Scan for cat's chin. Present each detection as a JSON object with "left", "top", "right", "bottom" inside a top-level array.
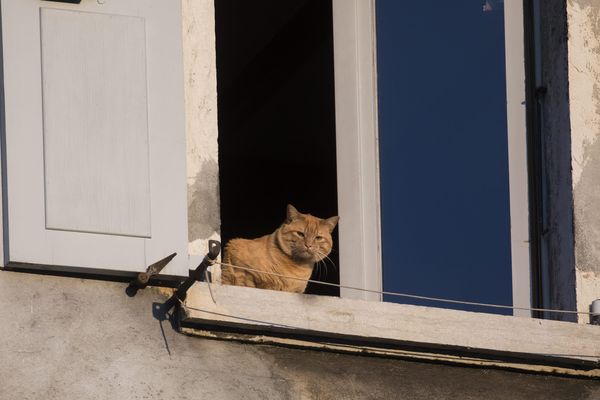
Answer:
[{"left": 292, "top": 251, "right": 317, "bottom": 263}]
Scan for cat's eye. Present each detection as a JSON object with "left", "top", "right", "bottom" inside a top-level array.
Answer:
[
  {"left": 295, "top": 231, "right": 305, "bottom": 237},
  {"left": 315, "top": 235, "right": 324, "bottom": 241}
]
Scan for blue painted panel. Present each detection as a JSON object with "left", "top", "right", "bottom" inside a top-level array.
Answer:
[{"left": 376, "top": 1, "right": 513, "bottom": 313}]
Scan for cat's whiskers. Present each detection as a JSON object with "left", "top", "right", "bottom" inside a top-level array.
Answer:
[
  {"left": 316, "top": 249, "right": 332, "bottom": 268},
  {"left": 314, "top": 259, "right": 323, "bottom": 280},
  {"left": 315, "top": 249, "right": 337, "bottom": 279},
  {"left": 317, "top": 259, "right": 327, "bottom": 280},
  {"left": 324, "top": 253, "right": 338, "bottom": 272},
  {"left": 316, "top": 251, "right": 329, "bottom": 279}
]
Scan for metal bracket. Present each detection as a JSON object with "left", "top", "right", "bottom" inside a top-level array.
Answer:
[
  {"left": 161, "top": 240, "right": 221, "bottom": 312},
  {"left": 129, "top": 252, "right": 177, "bottom": 289}
]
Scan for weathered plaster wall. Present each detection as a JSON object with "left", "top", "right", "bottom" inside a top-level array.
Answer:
[
  {"left": 1, "top": 270, "right": 598, "bottom": 400},
  {"left": 538, "top": 0, "right": 578, "bottom": 321},
  {"left": 566, "top": 0, "right": 600, "bottom": 322},
  {"left": 182, "top": 0, "right": 221, "bottom": 257}
]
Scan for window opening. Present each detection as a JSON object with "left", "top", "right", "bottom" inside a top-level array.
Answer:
[{"left": 215, "top": 0, "right": 339, "bottom": 296}]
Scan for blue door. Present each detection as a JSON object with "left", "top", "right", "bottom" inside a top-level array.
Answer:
[{"left": 376, "top": 1, "right": 513, "bottom": 313}]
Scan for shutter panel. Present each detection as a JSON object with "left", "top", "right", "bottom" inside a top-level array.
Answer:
[{"left": 1, "top": 0, "right": 189, "bottom": 275}]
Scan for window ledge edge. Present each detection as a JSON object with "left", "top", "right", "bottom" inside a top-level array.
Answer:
[{"left": 181, "top": 282, "right": 600, "bottom": 377}]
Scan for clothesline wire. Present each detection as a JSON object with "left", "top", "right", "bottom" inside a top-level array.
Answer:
[{"left": 211, "top": 261, "right": 595, "bottom": 316}]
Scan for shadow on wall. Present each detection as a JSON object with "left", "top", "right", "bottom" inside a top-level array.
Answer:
[{"left": 188, "top": 158, "right": 221, "bottom": 241}]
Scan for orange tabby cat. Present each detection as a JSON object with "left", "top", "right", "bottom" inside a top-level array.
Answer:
[{"left": 221, "top": 205, "right": 339, "bottom": 293}]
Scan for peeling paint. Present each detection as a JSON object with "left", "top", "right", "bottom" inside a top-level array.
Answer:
[
  {"left": 567, "top": 1, "right": 600, "bottom": 186},
  {"left": 182, "top": 0, "right": 221, "bottom": 257},
  {"left": 573, "top": 137, "right": 600, "bottom": 274},
  {"left": 567, "top": 1, "right": 600, "bottom": 318},
  {"left": 188, "top": 158, "right": 220, "bottom": 242},
  {"left": 182, "top": 327, "right": 600, "bottom": 379}
]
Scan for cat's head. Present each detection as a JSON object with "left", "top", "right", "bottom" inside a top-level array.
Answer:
[{"left": 277, "top": 204, "right": 339, "bottom": 263}]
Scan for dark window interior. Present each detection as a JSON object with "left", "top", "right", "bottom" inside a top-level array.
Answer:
[{"left": 215, "top": 0, "right": 339, "bottom": 295}]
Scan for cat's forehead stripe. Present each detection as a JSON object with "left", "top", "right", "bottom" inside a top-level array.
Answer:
[{"left": 288, "top": 216, "right": 327, "bottom": 233}]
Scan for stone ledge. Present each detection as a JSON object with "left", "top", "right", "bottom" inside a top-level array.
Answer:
[{"left": 183, "top": 282, "right": 600, "bottom": 377}]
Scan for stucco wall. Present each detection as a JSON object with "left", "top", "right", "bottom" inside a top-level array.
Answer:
[
  {"left": 183, "top": 0, "right": 221, "bottom": 257},
  {"left": 566, "top": 0, "right": 600, "bottom": 321},
  {"left": 0, "top": 270, "right": 598, "bottom": 400}
]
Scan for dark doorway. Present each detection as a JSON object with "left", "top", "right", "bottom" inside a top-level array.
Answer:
[{"left": 214, "top": 0, "right": 339, "bottom": 295}]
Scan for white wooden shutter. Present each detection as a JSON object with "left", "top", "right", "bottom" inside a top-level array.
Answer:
[{"left": 1, "top": 0, "right": 189, "bottom": 275}]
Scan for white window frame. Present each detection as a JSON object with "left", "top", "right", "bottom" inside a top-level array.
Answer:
[
  {"left": 333, "top": 0, "right": 532, "bottom": 316},
  {"left": 332, "top": 0, "right": 382, "bottom": 302}
]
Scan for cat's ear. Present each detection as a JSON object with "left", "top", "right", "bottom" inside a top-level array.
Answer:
[
  {"left": 322, "top": 216, "right": 340, "bottom": 232},
  {"left": 286, "top": 204, "right": 300, "bottom": 223}
]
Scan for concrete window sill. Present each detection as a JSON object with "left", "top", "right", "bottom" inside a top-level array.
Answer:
[{"left": 180, "top": 282, "right": 600, "bottom": 378}]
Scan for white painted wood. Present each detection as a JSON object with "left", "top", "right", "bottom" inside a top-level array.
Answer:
[
  {"left": 505, "top": 3, "right": 532, "bottom": 317},
  {"left": 0, "top": 1, "right": 188, "bottom": 274},
  {"left": 41, "top": 9, "right": 151, "bottom": 238},
  {"left": 332, "top": 0, "right": 382, "bottom": 301},
  {"left": 187, "top": 283, "right": 600, "bottom": 365}
]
